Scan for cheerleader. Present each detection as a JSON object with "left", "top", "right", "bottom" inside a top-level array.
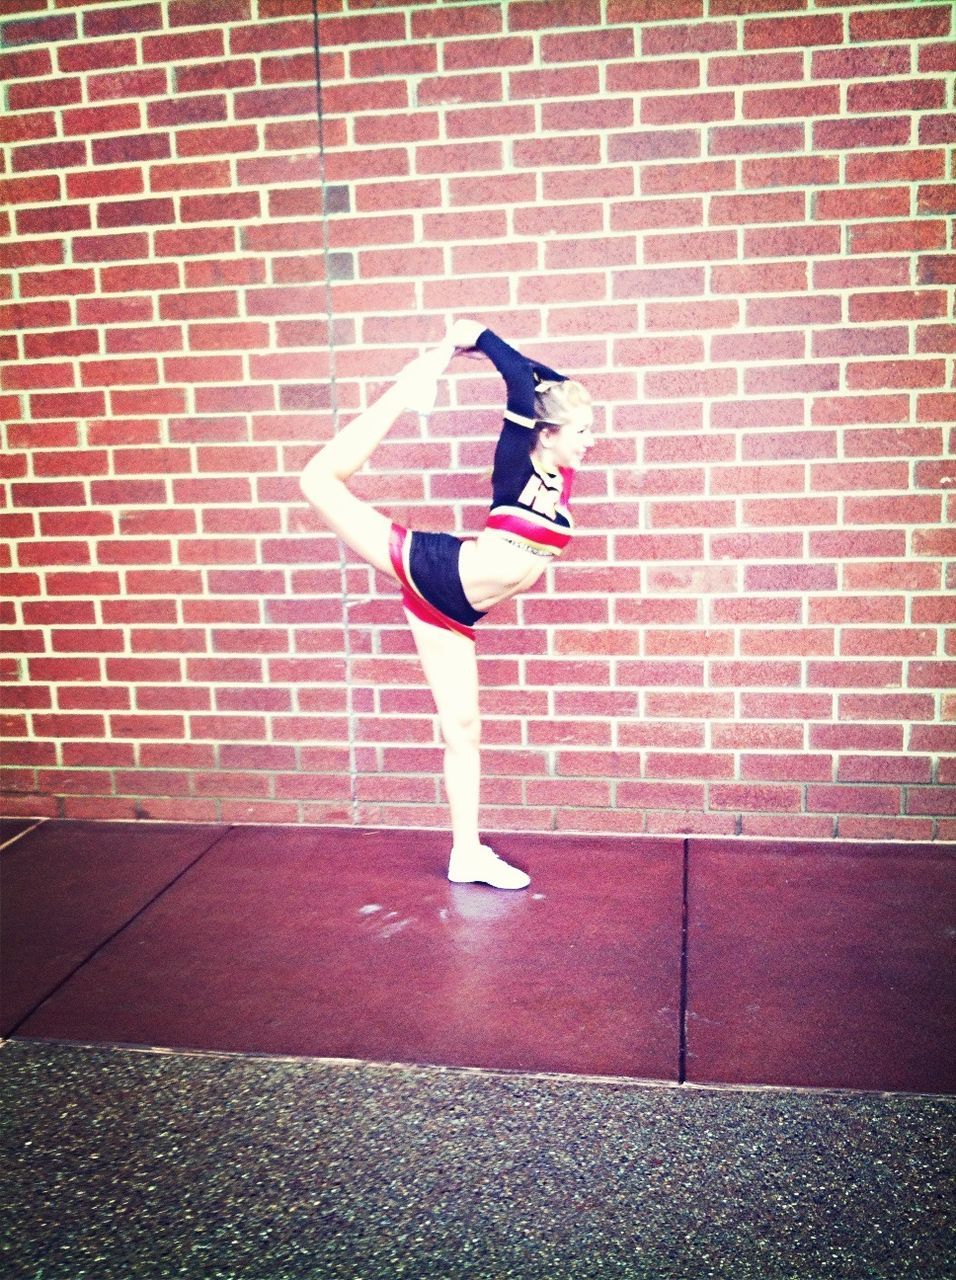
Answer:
[{"left": 301, "top": 319, "right": 594, "bottom": 889}]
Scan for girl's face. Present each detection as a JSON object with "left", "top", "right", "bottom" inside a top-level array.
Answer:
[{"left": 536, "top": 410, "right": 595, "bottom": 471}]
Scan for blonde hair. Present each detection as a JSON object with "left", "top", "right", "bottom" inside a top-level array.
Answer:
[{"left": 533, "top": 378, "right": 592, "bottom": 427}]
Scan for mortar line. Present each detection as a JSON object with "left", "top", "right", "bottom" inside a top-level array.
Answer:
[
  {"left": 311, "top": 0, "right": 358, "bottom": 823},
  {"left": 678, "top": 835, "right": 690, "bottom": 1085}
]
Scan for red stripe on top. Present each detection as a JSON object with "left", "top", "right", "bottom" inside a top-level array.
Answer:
[{"left": 485, "top": 510, "right": 571, "bottom": 551}]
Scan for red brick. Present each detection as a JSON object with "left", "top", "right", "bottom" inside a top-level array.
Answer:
[
  {"left": 810, "top": 724, "right": 903, "bottom": 752},
  {"left": 741, "top": 753, "right": 832, "bottom": 784},
  {"left": 916, "top": 527, "right": 956, "bottom": 558},
  {"left": 851, "top": 220, "right": 947, "bottom": 256},
  {"left": 233, "top": 85, "right": 318, "bottom": 121},
  {"left": 413, "top": 143, "right": 504, "bottom": 183},
  {"left": 147, "top": 94, "right": 230, "bottom": 130},
  {"left": 58, "top": 37, "right": 140, "bottom": 74},
  {"left": 1, "top": 108, "right": 59, "bottom": 147},
  {"left": 175, "top": 124, "right": 259, "bottom": 157},
  {"left": 89, "top": 484, "right": 169, "bottom": 519},
  {"left": 3, "top": 2, "right": 953, "bottom": 834},
  {"left": 647, "top": 368, "right": 737, "bottom": 396},
  {"left": 639, "top": 161, "right": 737, "bottom": 193},
  {"left": 609, "top": 58, "right": 700, "bottom": 96},
  {"left": 919, "top": 188, "right": 956, "bottom": 224},
  {"left": 11, "top": 139, "right": 87, "bottom": 173},
  {"left": 844, "top": 566, "right": 941, "bottom": 598},
  {"left": 642, "top": 22, "right": 736, "bottom": 55},
  {"left": 108, "top": 715, "right": 186, "bottom": 741},
  {"left": 642, "top": 90, "right": 735, "bottom": 127},
  {"left": 710, "top": 783, "right": 803, "bottom": 813},
  {"left": 405, "top": 216, "right": 507, "bottom": 259},
  {"left": 172, "top": 60, "right": 254, "bottom": 97},
  {"left": 167, "top": 0, "right": 250, "bottom": 22},
  {"left": 848, "top": 5, "right": 953, "bottom": 42},
  {"left": 920, "top": 41, "right": 956, "bottom": 73},
  {"left": 91, "top": 134, "right": 171, "bottom": 167},
  {"left": 343, "top": 41, "right": 430, "bottom": 80},
  {"left": 814, "top": 117, "right": 911, "bottom": 151},
  {"left": 609, "top": 130, "right": 702, "bottom": 167},
  {"left": 81, "top": 3, "right": 161, "bottom": 36},
  {"left": 447, "top": 103, "right": 537, "bottom": 140},
  {"left": 918, "top": 393, "right": 956, "bottom": 423},
  {"left": 811, "top": 395, "right": 910, "bottom": 427},
  {"left": 854, "top": 290, "right": 952, "bottom": 322},
  {"left": 812, "top": 46, "right": 910, "bottom": 81},
  {"left": 906, "top": 788, "right": 956, "bottom": 819},
  {"left": 0, "top": 239, "right": 63, "bottom": 273},
  {"left": 71, "top": 232, "right": 151, "bottom": 266},
  {"left": 0, "top": 175, "right": 61, "bottom": 210},
  {"left": 711, "top": 191, "right": 806, "bottom": 228},
  {"left": 354, "top": 178, "right": 444, "bottom": 214},
  {"left": 0, "top": 47, "right": 54, "bottom": 80},
  {"left": 96, "top": 199, "right": 177, "bottom": 232},
  {"left": 743, "top": 156, "right": 840, "bottom": 193},
  {"left": 350, "top": 246, "right": 441, "bottom": 287},
  {"left": 153, "top": 167, "right": 236, "bottom": 204},
  {"left": 812, "top": 530, "right": 909, "bottom": 561},
  {"left": 743, "top": 85, "right": 840, "bottom": 119},
  {"left": 820, "top": 183, "right": 915, "bottom": 222},
  {"left": 511, "top": 137, "right": 601, "bottom": 172},
  {"left": 847, "top": 358, "right": 947, "bottom": 391},
  {"left": 414, "top": 69, "right": 510, "bottom": 108},
  {"left": 806, "top": 785, "right": 901, "bottom": 816},
  {"left": 78, "top": 358, "right": 159, "bottom": 389},
  {"left": 32, "top": 713, "right": 107, "bottom": 740},
  {"left": 7, "top": 76, "right": 81, "bottom": 110},
  {"left": 708, "top": 51, "right": 804, "bottom": 85},
  {"left": 850, "top": 78, "right": 948, "bottom": 115},
  {"left": 2, "top": 13, "right": 78, "bottom": 47},
  {"left": 2, "top": 299, "right": 73, "bottom": 333},
  {"left": 65, "top": 171, "right": 147, "bottom": 208},
  {"left": 641, "top": 299, "right": 736, "bottom": 334},
  {"left": 710, "top": 122, "right": 806, "bottom": 155},
  {"left": 744, "top": 13, "right": 843, "bottom": 49},
  {"left": 158, "top": 227, "right": 240, "bottom": 259},
  {"left": 614, "top": 266, "right": 701, "bottom": 300}
]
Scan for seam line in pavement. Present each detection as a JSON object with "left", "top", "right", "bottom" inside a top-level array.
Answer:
[{"left": 5, "top": 824, "right": 236, "bottom": 1038}]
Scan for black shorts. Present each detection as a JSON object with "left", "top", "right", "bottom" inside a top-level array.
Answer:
[{"left": 389, "top": 524, "right": 486, "bottom": 640}]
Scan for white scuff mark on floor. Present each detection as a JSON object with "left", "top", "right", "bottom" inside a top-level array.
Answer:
[
  {"left": 358, "top": 904, "right": 382, "bottom": 916},
  {"left": 378, "top": 917, "right": 414, "bottom": 940}
]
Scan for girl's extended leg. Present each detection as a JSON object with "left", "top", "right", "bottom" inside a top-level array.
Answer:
[
  {"left": 299, "top": 346, "right": 453, "bottom": 576},
  {"left": 405, "top": 609, "right": 529, "bottom": 890}
]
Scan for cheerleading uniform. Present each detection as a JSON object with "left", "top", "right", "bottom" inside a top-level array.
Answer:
[{"left": 392, "top": 329, "right": 575, "bottom": 641}]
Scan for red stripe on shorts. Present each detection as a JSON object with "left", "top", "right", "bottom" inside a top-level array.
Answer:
[{"left": 388, "top": 523, "right": 476, "bottom": 642}]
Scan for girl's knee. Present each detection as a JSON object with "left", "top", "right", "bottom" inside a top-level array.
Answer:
[
  {"left": 441, "top": 709, "right": 481, "bottom": 753},
  {"left": 300, "top": 459, "right": 342, "bottom": 511}
]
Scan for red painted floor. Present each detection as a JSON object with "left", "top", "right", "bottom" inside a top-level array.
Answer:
[
  {"left": 2, "top": 820, "right": 953, "bottom": 1093},
  {"left": 686, "top": 839, "right": 956, "bottom": 1093}
]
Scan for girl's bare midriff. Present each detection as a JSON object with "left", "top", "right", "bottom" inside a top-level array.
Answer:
[{"left": 459, "top": 529, "right": 551, "bottom": 612}]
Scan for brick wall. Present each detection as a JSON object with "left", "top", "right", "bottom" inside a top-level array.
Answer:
[{"left": 2, "top": 0, "right": 954, "bottom": 840}]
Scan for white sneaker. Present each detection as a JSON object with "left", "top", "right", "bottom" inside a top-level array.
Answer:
[
  {"left": 447, "top": 844, "right": 530, "bottom": 890},
  {"left": 395, "top": 343, "right": 454, "bottom": 414}
]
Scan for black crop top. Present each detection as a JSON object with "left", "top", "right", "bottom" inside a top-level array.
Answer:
[{"left": 474, "top": 328, "right": 575, "bottom": 556}]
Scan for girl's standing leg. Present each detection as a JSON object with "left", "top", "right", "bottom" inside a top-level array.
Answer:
[{"left": 405, "top": 610, "right": 530, "bottom": 889}]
